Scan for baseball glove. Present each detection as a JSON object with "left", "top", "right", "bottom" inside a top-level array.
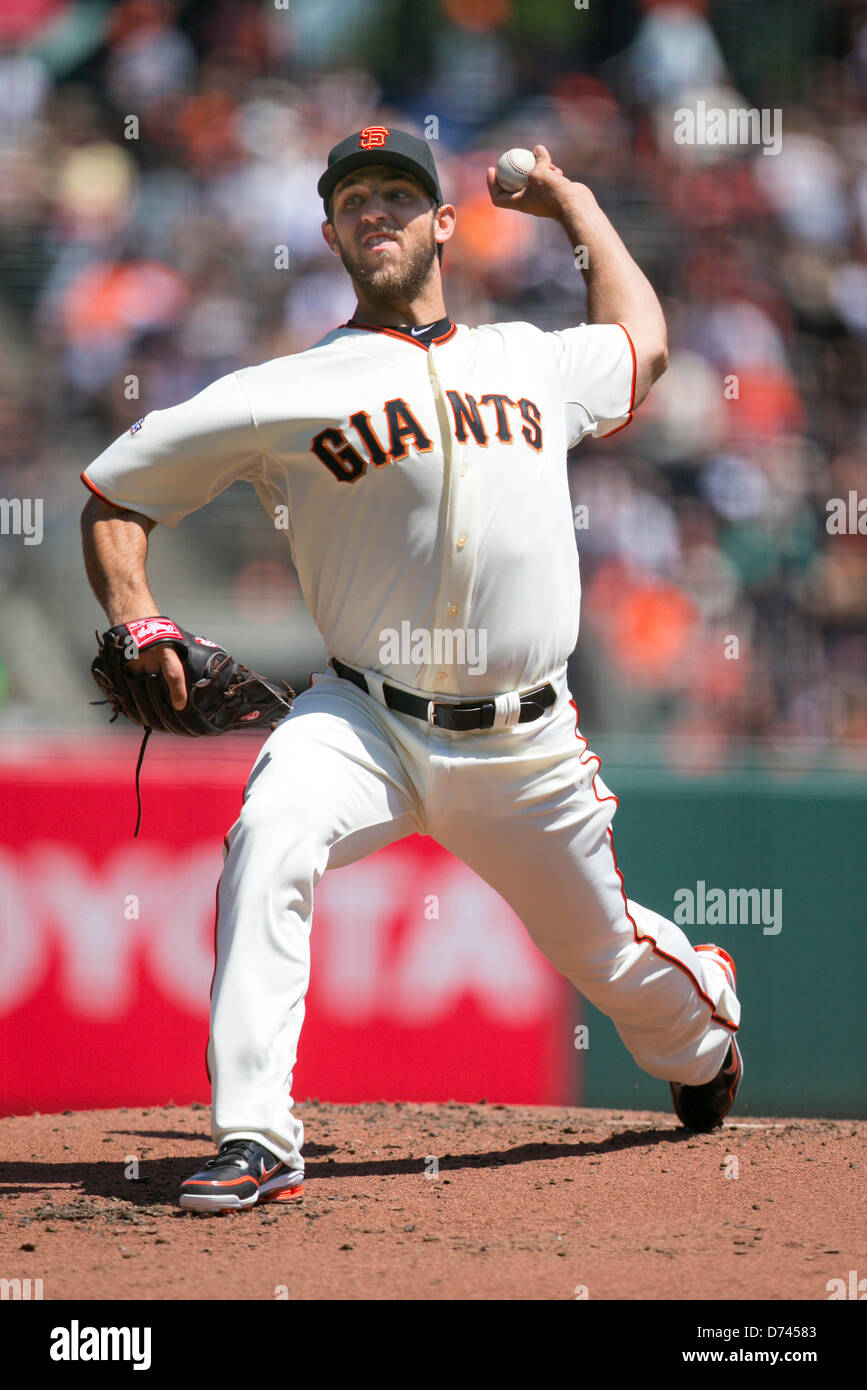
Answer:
[{"left": 91, "top": 616, "right": 295, "bottom": 833}]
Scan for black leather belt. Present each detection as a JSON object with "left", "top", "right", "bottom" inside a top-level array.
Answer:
[{"left": 330, "top": 657, "right": 556, "bottom": 731}]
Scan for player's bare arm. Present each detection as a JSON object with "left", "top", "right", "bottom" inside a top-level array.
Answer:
[
  {"left": 81, "top": 494, "right": 187, "bottom": 709},
  {"left": 487, "top": 144, "right": 668, "bottom": 406}
]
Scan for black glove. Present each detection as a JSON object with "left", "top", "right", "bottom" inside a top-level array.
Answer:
[
  {"left": 91, "top": 616, "right": 295, "bottom": 736},
  {"left": 91, "top": 616, "right": 295, "bottom": 836}
]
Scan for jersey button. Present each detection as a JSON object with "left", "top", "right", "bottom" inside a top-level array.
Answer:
[
  {"left": 435, "top": 671, "right": 447, "bottom": 683},
  {"left": 456, "top": 534, "right": 467, "bottom": 550},
  {"left": 447, "top": 603, "right": 459, "bottom": 617}
]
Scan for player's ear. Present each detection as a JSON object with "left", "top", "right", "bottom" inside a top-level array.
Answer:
[
  {"left": 434, "top": 202, "right": 457, "bottom": 250},
  {"left": 321, "top": 220, "right": 340, "bottom": 255}
]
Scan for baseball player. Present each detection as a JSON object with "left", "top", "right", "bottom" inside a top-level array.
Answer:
[{"left": 80, "top": 128, "right": 742, "bottom": 1212}]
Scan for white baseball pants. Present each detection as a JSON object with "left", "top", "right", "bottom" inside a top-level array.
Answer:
[{"left": 208, "top": 665, "right": 740, "bottom": 1170}]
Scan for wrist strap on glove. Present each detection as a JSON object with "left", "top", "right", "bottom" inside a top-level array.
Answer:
[{"left": 90, "top": 615, "right": 295, "bottom": 836}]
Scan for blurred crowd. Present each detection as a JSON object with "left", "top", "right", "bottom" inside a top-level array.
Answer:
[{"left": 1, "top": 0, "right": 866, "bottom": 768}]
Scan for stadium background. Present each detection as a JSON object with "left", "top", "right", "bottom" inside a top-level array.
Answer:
[{"left": 1, "top": 0, "right": 865, "bottom": 1118}]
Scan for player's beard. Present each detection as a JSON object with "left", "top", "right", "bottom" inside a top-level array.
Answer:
[{"left": 336, "top": 221, "right": 438, "bottom": 307}]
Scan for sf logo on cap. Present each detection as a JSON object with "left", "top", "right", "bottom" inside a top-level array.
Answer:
[{"left": 359, "top": 126, "right": 389, "bottom": 149}]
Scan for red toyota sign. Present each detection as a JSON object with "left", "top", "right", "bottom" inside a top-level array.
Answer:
[{"left": 0, "top": 738, "right": 570, "bottom": 1114}]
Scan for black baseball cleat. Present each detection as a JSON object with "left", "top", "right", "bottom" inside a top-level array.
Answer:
[
  {"left": 179, "top": 1140, "right": 304, "bottom": 1211},
  {"left": 670, "top": 1038, "right": 743, "bottom": 1132}
]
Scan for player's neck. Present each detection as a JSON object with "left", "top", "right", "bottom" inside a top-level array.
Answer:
[{"left": 349, "top": 290, "right": 448, "bottom": 330}]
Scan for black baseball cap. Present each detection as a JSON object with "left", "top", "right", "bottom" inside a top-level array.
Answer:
[{"left": 318, "top": 126, "right": 444, "bottom": 215}]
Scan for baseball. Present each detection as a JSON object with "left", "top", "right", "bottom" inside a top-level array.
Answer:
[{"left": 495, "top": 147, "right": 536, "bottom": 193}]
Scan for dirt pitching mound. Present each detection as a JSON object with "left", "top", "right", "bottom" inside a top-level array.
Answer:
[{"left": 1, "top": 1103, "right": 863, "bottom": 1301}]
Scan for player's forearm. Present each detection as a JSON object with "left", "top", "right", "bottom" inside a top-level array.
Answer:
[
  {"left": 81, "top": 496, "right": 160, "bottom": 626},
  {"left": 556, "top": 186, "right": 668, "bottom": 401}
]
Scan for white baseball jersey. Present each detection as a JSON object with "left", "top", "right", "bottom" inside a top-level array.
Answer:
[{"left": 82, "top": 319, "right": 636, "bottom": 696}]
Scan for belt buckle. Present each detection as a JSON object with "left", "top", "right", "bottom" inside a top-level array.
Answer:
[{"left": 426, "top": 700, "right": 437, "bottom": 726}]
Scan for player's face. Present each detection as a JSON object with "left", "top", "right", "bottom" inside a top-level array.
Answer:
[{"left": 326, "top": 168, "right": 439, "bottom": 305}]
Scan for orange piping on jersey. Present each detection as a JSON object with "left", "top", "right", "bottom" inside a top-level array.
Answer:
[
  {"left": 695, "top": 943, "right": 738, "bottom": 991},
  {"left": 599, "top": 414, "right": 633, "bottom": 439},
  {"left": 344, "top": 322, "right": 428, "bottom": 350},
  {"left": 205, "top": 871, "right": 221, "bottom": 1083},
  {"left": 340, "top": 319, "right": 457, "bottom": 350},
  {"left": 617, "top": 322, "right": 638, "bottom": 413},
  {"left": 607, "top": 825, "right": 737, "bottom": 1032},
  {"left": 432, "top": 321, "right": 458, "bottom": 345},
  {"left": 80, "top": 472, "right": 131, "bottom": 510},
  {"left": 571, "top": 703, "right": 619, "bottom": 809},
  {"left": 596, "top": 322, "right": 637, "bottom": 439},
  {"left": 568, "top": 700, "right": 738, "bottom": 1034},
  {"left": 207, "top": 827, "right": 235, "bottom": 1080}
]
